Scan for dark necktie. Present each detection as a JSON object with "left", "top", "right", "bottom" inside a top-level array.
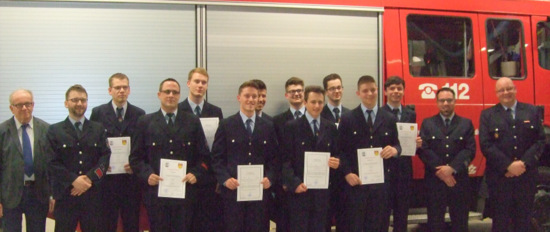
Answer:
[
  {"left": 22, "top": 124, "right": 34, "bottom": 177},
  {"left": 116, "top": 107, "right": 124, "bottom": 122},
  {"left": 294, "top": 110, "right": 302, "bottom": 119},
  {"left": 506, "top": 108, "right": 514, "bottom": 121},
  {"left": 194, "top": 106, "right": 201, "bottom": 117},
  {"left": 366, "top": 110, "right": 373, "bottom": 128},
  {"left": 167, "top": 113, "right": 174, "bottom": 127},
  {"left": 392, "top": 108, "right": 400, "bottom": 121},
  {"left": 246, "top": 119, "right": 253, "bottom": 136},
  {"left": 445, "top": 118, "right": 450, "bottom": 128},
  {"left": 312, "top": 119, "right": 319, "bottom": 137},
  {"left": 74, "top": 121, "right": 82, "bottom": 138},
  {"left": 333, "top": 108, "right": 340, "bottom": 122}
]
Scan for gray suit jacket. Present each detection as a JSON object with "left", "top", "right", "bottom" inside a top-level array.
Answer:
[{"left": 0, "top": 116, "right": 51, "bottom": 208}]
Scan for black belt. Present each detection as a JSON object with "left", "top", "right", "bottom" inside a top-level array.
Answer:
[{"left": 24, "top": 180, "right": 35, "bottom": 186}]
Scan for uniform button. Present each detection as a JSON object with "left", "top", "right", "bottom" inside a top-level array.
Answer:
[
  {"left": 370, "top": 145, "right": 373, "bottom": 148},
  {"left": 445, "top": 144, "right": 449, "bottom": 148},
  {"left": 248, "top": 152, "right": 252, "bottom": 156},
  {"left": 170, "top": 151, "right": 174, "bottom": 155},
  {"left": 446, "top": 154, "right": 449, "bottom": 157},
  {"left": 512, "top": 126, "right": 516, "bottom": 129},
  {"left": 79, "top": 161, "right": 83, "bottom": 164},
  {"left": 79, "top": 151, "right": 83, "bottom": 155},
  {"left": 514, "top": 146, "right": 517, "bottom": 150},
  {"left": 77, "top": 143, "right": 80, "bottom": 146},
  {"left": 370, "top": 136, "right": 373, "bottom": 139},
  {"left": 169, "top": 140, "right": 173, "bottom": 143},
  {"left": 79, "top": 171, "right": 82, "bottom": 174},
  {"left": 387, "top": 169, "right": 390, "bottom": 172},
  {"left": 513, "top": 136, "right": 517, "bottom": 139},
  {"left": 249, "top": 142, "right": 252, "bottom": 146},
  {"left": 446, "top": 136, "right": 449, "bottom": 139},
  {"left": 248, "top": 162, "right": 251, "bottom": 165}
]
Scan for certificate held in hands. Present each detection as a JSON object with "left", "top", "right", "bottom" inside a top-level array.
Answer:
[
  {"left": 303, "top": 152, "right": 330, "bottom": 189},
  {"left": 237, "top": 165, "right": 263, "bottom": 202},
  {"left": 107, "top": 137, "right": 131, "bottom": 174},
  {"left": 357, "top": 148, "right": 384, "bottom": 185},
  {"left": 396, "top": 122, "right": 418, "bottom": 156},
  {"left": 158, "top": 158, "right": 187, "bottom": 199}
]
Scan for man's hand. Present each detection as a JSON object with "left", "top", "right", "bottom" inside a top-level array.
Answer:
[
  {"left": 0, "top": 203, "right": 3, "bottom": 218},
  {"left": 49, "top": 199, "right": 55, "bottom": 213},
  {"left": 328, "top": 157, "right": 340, "bottom": 169},
  {"left": 124, "top": 164, "right": 133, "bottom": 174},
  {"left": 416, "top": 136, "right": 422, "bottom": 148},
  {"left": 507, "top": 160, "right": 526, "bottom": 176},
  {"left": 71, "top": 175, "right": 92, "bottom": 196},
  {"left": 295, "top": 183, "right": 307, "bottom": 193},
  {"left": 345, "top": 173, "right": 361, "bottom": 186},
  {"left": 380, "top": 146, "right": 398, "bottom": 159},
  {"left": 224, "top": 178, "right": 239, "bottom": 190},
  {"left": 183, "top": 173, "right": 197, "bottom": 184},
  {"left": 436, "top": 166, "right": 456, "bottom": 187},
  {"left": 148, "top": 174, "right": 163, "bottom": 186},
  {"left": 261, "top": 177, "right": 271, "bottom": 189}
]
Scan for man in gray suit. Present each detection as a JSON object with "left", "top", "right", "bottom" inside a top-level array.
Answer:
[{"left": 0, "top": 89, "right": 53, "bottom": 232}]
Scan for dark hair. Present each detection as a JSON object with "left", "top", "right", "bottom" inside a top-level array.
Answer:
[
  {"left": 251, "top": 79, "right": 267, "bottom": 90},
  {"left": 285, "top": 77, "right": 304, "bottom": 90},
  {"left": 304, "top": 85, "right": 326, "bottom": 101},
  {"left": 108, "top": 73, "right": 129, "bottom": 87},
  {"left": 322, "top": 73, "right": 342, "bottom": 90},
  {"left": 436, "top": 87, "right": 455, "bottom": 99},
  {"left": 357, "top": 75, "right": 376, "bottom": 89},
  {"left": 239, "top": 80, "right": 260, "bottom": 94},
  {"left": 384, "top": 76, "right": 405, "bottom": 90},
  {"left": 159, "top": 78, "right": 180, "bottom": 92},
  {"left": 65, "top": 84, "right": 87, "bottom": 100}
]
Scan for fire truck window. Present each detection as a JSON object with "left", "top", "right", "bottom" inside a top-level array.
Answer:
[
  {"left": 537, "top": 22, "right": 550, "bottom": 70},
  {"left": 486, "top": 19, "right": 526, "bottom": 79},
  {"left": 406, "top": 15, "right": 474, "bottom": 78}
]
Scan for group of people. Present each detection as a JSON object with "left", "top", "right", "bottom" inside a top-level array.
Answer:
[{"left": 0, "top": 66, "right": 545, "bottom": 232}]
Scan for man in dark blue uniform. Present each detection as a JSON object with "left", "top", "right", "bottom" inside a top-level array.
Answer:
[
  {"left": 47, "top": 84, "right": 111, "bottom": 232},
  {"left": 338, "top": 75, "right": 401, "bottom": 232},
  {"left": 273, "top": 77, "right": 305, "bottom": 232},
  {"left": 90, "top": 73, "right": 145, "bottom": 232},
  {"left": 251, "top": 79, "right": 272, "bottom": 121},
  {"left": 130, "top": 78, "right": 210, "bottom": 232},
  {"left": 381, "top": 76, "right": 421, "bottom": 232},
  {"left": 480, "top": 77, "right": 545, "bottom": 232},
  {"left": 419, "top": 87, "right": 475, "bottom": 232},
  {"left": 320, "top": 73, "right": 349, "bottom": 232},
  {"left": 178, "top": 67, "right": 223, "bottom": 231},
  {"left": 211, "top": 80, "right": 278, "bottom": 232},
  {"left": 282, "top": 85, "right": 340, "bottom": 232}
]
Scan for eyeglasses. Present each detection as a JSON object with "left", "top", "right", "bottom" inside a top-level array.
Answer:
[
  {"left": 161, "top": 90, "right": 180, "bottom": 95},
  {"left": 287, "top": 89, "right": 303, "bottom": 95},
  {"left": 496, "top": 86, "right": 515, "bottom": 94},
  {"left": 327, "top": 86, "right": 343, "bottom": 92},
  {"left": 437, "top": 98, "right": 455, "bottom": 103},
  {"left": 112, "top": 85, "right": 129, "bottom": 91},
  {"left": 69, "top": 98, "right": 88, "bottom": 103},
  {"left": 12, "top": 102, "right": 34, "bottom": 109}
]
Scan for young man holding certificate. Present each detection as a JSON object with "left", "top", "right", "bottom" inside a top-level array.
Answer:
[
  {"left": 381, "top": 76, "right": 421, "bottom": 232},
  {"left": 129, "top": 78, "right": 210, "bottom": 232},
  {"left": 337, "top": 75, "right": 401, "bottom": 232},
  {"left": 419, "top": 87, "right": 475, "bottom": 232},
  {"left": 90, "top": 73, "right": 145, "bottom": 232},
  {"left": 211, "top": 80, "right": 278, "bottom": 232},
  {"left": 282, "top": 85, "right": 340, "bottom": 232}
]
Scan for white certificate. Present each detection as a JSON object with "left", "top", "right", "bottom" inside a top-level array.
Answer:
[
  {"left": 303, "top": 152, "right": 330, "bottom": 189},
  {"left": 107, "top": 137, "right": 131, "bottom": 175},
  {"left": 199, "top": 117, "right": 219, "bottom": 151},
  {"left": 158, "top": 159, "right": 187, "bottom": 199},
  {"left": 397, "top": 122, "right": 418, "bottom": 156},
  {"left": 357, "top": 148, "right": 384, "bottom": 185},
  {"left": 237, "top": 165, "right": 263, "bottom": 202}
]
